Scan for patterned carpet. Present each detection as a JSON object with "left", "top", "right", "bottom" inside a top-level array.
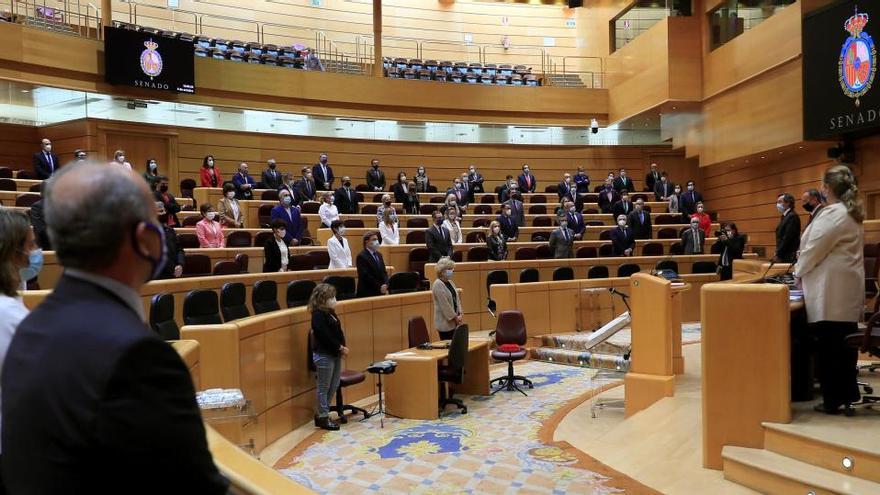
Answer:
[{"left": 274, "top": 361, "right": 640, "bottom": 494}]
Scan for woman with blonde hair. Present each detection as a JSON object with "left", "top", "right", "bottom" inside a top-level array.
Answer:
[
  {"left": 442, "top": 207, "right": 463, "bottom": 245},
  {"left": 432, "top": 257, "right": 462, "bottom": 340},
  {"left": 378, "top": 206, "right": 399, "bottom": 245},
  {"left": 309, "top": 283, "right": 349, "bottom": 430},
  {"left": 486, "top": 220, "right": 507, "bottom": 261},
  {"left": 794, "top": 165, "right": 864, "bottom": 414}
]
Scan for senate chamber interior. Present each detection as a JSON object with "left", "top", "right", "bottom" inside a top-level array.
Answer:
[{"left": 0, "top": 0, "right": 878, "bottom": 494}]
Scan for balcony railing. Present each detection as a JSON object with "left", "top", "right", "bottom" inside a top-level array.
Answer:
[{"left": 3, "top": 0, "right": 103, "bottom": 39}]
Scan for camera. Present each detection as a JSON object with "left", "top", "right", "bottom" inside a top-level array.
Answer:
[{"left": 715, "top": 230, "right": 725, "bottom": 238}]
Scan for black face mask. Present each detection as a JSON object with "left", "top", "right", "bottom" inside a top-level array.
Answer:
[
  {"left": 159, "top": 185, "right": 169, "bottom": 193},
  {"left": 269, "top": 164, "right": 276, "bottom": 169},
  {"left": 344, "top": 181, "right": 351, "bottom": 187},
  {"left": 384, "top": 200, "right": 392, "bottom": 206},
  {"left": 372, "top": 164, "right": 379, "bottom": 169},
  {"left": 802, "top": 202, "right": 815, "bottom": 213},
  {"left": 158, "top": 213, "right": 169, "bottom": 224}
]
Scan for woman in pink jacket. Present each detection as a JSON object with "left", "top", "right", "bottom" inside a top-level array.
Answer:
[{"left": 196, "top": 203, "right": 226, "bottom": 248}]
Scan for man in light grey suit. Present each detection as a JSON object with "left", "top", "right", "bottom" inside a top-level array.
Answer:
[
  {"left": 502, "top": 192, "right": 525, "bottom": 228},
  {"left": 548, "top": 213, "right": 574, "bottom": 259}
]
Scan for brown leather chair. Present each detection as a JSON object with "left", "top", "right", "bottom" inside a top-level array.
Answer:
[
  {"left": 176, "top": 233, "right": 199, "bottom": 249},
  {"left": 226, "top": 230, "right": 252, "bottom": 247},
  {"left": 642, "top": 242, "right": 664, "bottom": 256},
  {"left": 577, "top": 246, "right": 598, "bottom": 258},
  {"left": 514, "top": 247, "right": 537, "bottom": 260},
  {"left": 407, "top": 316, "right": 430, "bottom": 348},
  {"left": 235, "top": 253, "right": 249, "bottom": 273},
  {"left": 467, "top": 246, "right": 490, "bottom": 261},
  {"left": 183, "top": 254, "right": 211, "bottom": 277},
  {"left": 490, "top": 311, "right": 533, "bottom": 395}
]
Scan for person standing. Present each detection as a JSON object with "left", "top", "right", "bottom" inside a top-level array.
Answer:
[
  {"left": 2, "top": 162, "right": 228, "bottom": 493},
  {"left": 654, "top": 172, "right": 673, "bottom": 202},
  {"left": 668, "top": 184, "right": 682, "bottom": 215},
  {"left": 296, "top": 167, "right": 316, "bottom": 203},
  {"left": 574, "top": 166, "right": 591, "bottom": 211},
  {"left": 309, "top": 283, "right": 348, "bottom": 431},
  {"left": 391, "top": 172, "right": 409, "bottom": 203},
  {"left": 156, "top": 202, "right": 185, "bottom": 280},
  {"left": 612, "top": 190, "right": 633, "bottom": 219},
  {"left": 414, "top": 165, "right": 430, "bottom": 193},
  {"left": 794, "top": 165, "right": 864, "bottom": 414},
  {"left": 486, "top": 220, "right": 507, "bottom": 261},
  {"left": 557, "top": 173, "right": 574, "bottom": 202},
  {"left": 355, "top": 232, "right": 388, "bottom": 297},
  {"left": 378, "top": 208, "right": 400, "bottom": 245},
  {"left": 153, "top": 176, "right": 181, "bottom": 228},
  {"left": 691, "top": 201, "right": 711, "bottom": 238},
  {"left": 263, "top": 219, "right": 290, "bottom": 272},
  {"left": 598, "top": 179, "right": 620, "bottom": 214},
  {"left": 613, "top": 168, "right": 635, "bottom": 193},
  {"left": 716, "top": 223, "right": 745, "bottom": 281},
  {"left": 376, "top": 194, "right": 398, "bottom": 227},
  {"left": 645, "top": 163, "right": 661, "bottom": 192},
  {"left": 565, "top": 200, "right": 585, "bottom": 240},
  {"left": 142, "top": 158, "right": 160, "bottom": 190},
  {"left": 548, "top": 213, "right": 574, "bottom": 259},
  {"left": 270, "top": 190, "right": 303, "bottom": 246},
  {"left": 774, "top": 193, "right": 801, "bottom": 263},
  {"left": 195, "top": 204, "right": 225, "bottom": 248},
  {"left": 32, "top": 138, "right": 59, "bottom": 180},
  {"left": 432, "top": 257, "right": 462, "bottom": 340},
  {"left": 497, "top": 203, "right": 519, "bottom": 241},
  {"left": 232, "top": 162, "right": 256, "bottom": 200},
  {"left": 628, "top": 198, "right": 653, "bottom": 239},
  {"left": 111, "top": 150, "right": 132, "bottom": 171},
  {"left": 366, "top": 159, "right": 386, "bottom": 192},
  {"left": 502, "top": 192, "right": 525, "bottom": 228},
  {"left": 426, "top": 210, "right": 453, "bottom": 262},
  {"left": 681, "top": 216, "right": 706, "bottom": 255},
  {"left": 517, "top": 164, "right": 537, "bottom": 193},
  {"left": 801, "top": 188, "right": 825, "bottom": 227},
  {"left": 610, "top": 214, "right": 635, "bottom": 257},
  {"left": 200, "top": 155, "right": 222, "bottom": 187},
  {"left": 334, "top": 176, "right": 359, "bottom": 215},
  {"left": 442, "top": 208, "right": 463, "bottom": 245},
  {"left": 467, "top": 165, "right": 484, "bottom": 194},
  {"left": 312, "top": 153, "right": 334, "bottom": 191},
  {"left": 318, "top": 192, "right": 340, "bottom": 228},
  {"left": 327, "top": 220, "right": 352, "bottom": 269},
  {"left": 217, "top": 183, "right": 245, "bottom": 228},
  {"left": 402, "top": 181, "right": 420, "bottom": 214},
  {"left": 679, "top": 180, "right": 703, "bottom": 221},
  {"left": 261, "top": 159, "right": 283, "bottom": 190}
]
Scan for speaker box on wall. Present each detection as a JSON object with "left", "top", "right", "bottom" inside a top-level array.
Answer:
[{"left": 568, "top": 0, "right": 583, "bottom": 7}]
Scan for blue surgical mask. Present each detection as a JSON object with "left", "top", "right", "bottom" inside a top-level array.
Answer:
[
  {"left": 282, "top": 196, "right": 292, "bottom": 206},
  {"left": 18, "top": 248, "right": 43, "bottom": 282},
  {"left": 371, "top": 240, "right": 380, "bottom": 249},
  {"left": 445, "top": 269, "right": 454, "bottom": 279},
  {"left": 776, "top": 203, "right": 785, "bottom": 213},
  {"left": 133, "top": 223, "right": 168, "bottom": 281}
]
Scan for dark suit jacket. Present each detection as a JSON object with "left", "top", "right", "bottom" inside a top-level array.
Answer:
[
  {"left": 296, "top": 179, "right": 316, "bottom": 202},
  {"left": 654, "top": 180, "right": 675, "bottom": 201},
  {"left": 261, "top": 168, "right": 283, "bottom": 190},
  {"left": 232, "top": 172, "right": 256, "bottom": 200},
  {"left": 517, "top": 173, "right": 537, "bottom": 193},
  {"left": 1, "top": 275, "right": 228, "bottom": 494},
  {"left": 447, "top": 187, "right": 468, "bottom": 207},
  {"left": 356, "top": 249, "right": 387, "bottom": 297},
  {"left": 775, "top": 210, "right": 801, "bottom": 262},
  {"left": 610, "top": 227, "right": 635, "bottom": 256},
  {"left": 153, "top": 190, "right": 181, "bottom": 227},
  {"left": 366, "top": 168, "right": 386, "bottom": 191},
  {"left": 426, "top": 224, "right": 453, "bottom": 262},
  {"left": 498, "top": 184, "right": 510, "bottom": 203},
  {"left": 612, "top": 200, "right": 633, "bottom": 219},
  {"left": 679, "top": 190, "right": 703, "bottom": 216},
  {"left": 645, "top": 171, "right": 661, "bottom": 192},
  {"left": 278, "top": 183, "right": 299, "bottom": 205},
  {"left": 467, "top": 173, "right": 484, "bottom": 193},
  {"left": 717, "top": 234, "right": 745, "bottom": 266},
  {"left": 334, "top": 186, "right": 359, "bottom": 214},
  {"left": 597, "top": 188, "right": 620, "bottom": 214},
  {"left": 262, "top": 236, "right": 288, "bottom": 272},
  {"left": 158, "top": 226, "right": 185, "bottom": 279},
  {"left": 402, "top": 194, "right": 420, "bottom": 214},
  {"left": 498, "top": 214, "right": 518, "bottom": 240},
  {"left": 566, "top": 211, "right": 585, "bottom": 237},
  {"left": 270, "top": 205, "right": 303, "bottom": 244},
  {"left": 28, "top": 199, "right": 51, "bottom": 250},
  {"left": 627, "top": 209, "right": 653, "bottom": 239},
  {"left": 681, "top": 227, "right": 706, "bottom": 255},
  {"left": 32, "top": 150, "right": 60, "bottom": 180},
  {"left": 503, "top": 199, "right": 525, "bottom": 227},
  {"left": 487, "top": 234, "right": 507, "bottom": 261},
  {"left": 574, "top": 174, "right": 591, "bottom": 194},
  {"left": 548, "top": 227, "right": 574, "bottom": 259},
  {"left": 312, "top": 163, "right": 334, "bottom": 189},
  {"left": 391, "top": 182, "right": 409, "bottom": 203},
  {"left": 557, "top": 181, "right": 574, "bottom": 201},
  {"left": 613, "top": 176, "right": 635, "bottom": 193}
]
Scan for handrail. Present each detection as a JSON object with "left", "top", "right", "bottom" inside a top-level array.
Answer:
[{"left": 9, "top": 0, "right": 103, "bottom": 39}]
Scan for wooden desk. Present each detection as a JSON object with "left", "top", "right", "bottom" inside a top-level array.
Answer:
[{"left": 383, "top": 338, "right": 491, "bottom": 420}]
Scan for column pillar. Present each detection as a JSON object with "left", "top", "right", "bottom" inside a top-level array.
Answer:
[
  {"left": 101, "top": 0, "right": 112, "bottom": 32},
  {"left": 372, "top": 0, "right": 383, "bottom": 77}
]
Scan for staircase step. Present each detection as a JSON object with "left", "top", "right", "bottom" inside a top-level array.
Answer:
[
  {"left": 722, "top": 446, "right": 880, "bottom": 495},
  {"left": 529, "top": 346, "right": 629, "bottom": 371},
  {"left": 763, "top": 422, "right": 880, "bottom": 483}
]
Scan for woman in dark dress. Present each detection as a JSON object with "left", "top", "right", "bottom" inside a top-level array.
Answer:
[{"left": 310, "top": 283, "right": 349, "bottom": 431}]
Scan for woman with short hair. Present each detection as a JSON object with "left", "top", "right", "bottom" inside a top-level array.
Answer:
[
  {"left": 432, "top": 257, "right": 461, "bottom": 340},
  {"left": 195, "top": 203, "right": 225, "bottom": 248},
  {"left": 327, "top": 220, "right": 352, "bottom": 269},
  {"left": 217, "top": 182, "right": 244, "bottom": 228},
  {"left": 309, "top": 283, "right": 348, "bottom": 431},
  {"left": 263, "top": 219, "right": 290, "bottom": 272}
]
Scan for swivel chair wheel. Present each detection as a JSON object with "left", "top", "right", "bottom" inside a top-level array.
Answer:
[
  {"left": 866, "top": 386, "right": 875, "bottom": 395},
  {"left": 528, "top": 383, "right": 534, "bottom": 389},
  {"left": 461, "top": 407, "right": 467, "bottom": 414},
  {"left": 844, "top": 405, "right": 856, "bottom": 417}
]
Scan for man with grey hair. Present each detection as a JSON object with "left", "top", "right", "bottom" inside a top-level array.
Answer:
[
  {"left": 32, "top": 137, "right": 59, "bottom": 180},
  {"left": 1, "top": 162, "right": 228, "bottom": 493},
  {"left": 548, "top": 213, "right": 575, "bottom": 259},
  {"left": 802, "top": 188, "right": 825, "bottom": 226}
]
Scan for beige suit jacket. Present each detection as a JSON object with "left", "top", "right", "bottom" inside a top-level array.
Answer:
[
  {"left": 432, "top": 278, "right": 460, "bottom": 333},
  {"left": 217, "top": 198, "right": 244, "bottom": 228}
]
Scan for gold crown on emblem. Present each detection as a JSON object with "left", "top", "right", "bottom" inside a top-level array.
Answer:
[
  {"left": 143, "top": 39, "right": 159, "bottom": 51},
  {"left": 845, "top": 8, "right": 869, "bottom": 37}
]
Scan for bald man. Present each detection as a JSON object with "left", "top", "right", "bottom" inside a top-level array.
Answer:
[{"left": 1, "top": 162, "right": 228, "bottom": 494}]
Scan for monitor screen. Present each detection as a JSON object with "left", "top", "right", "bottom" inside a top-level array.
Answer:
[
  {"left": 803, "top": 1, "right": 880, "bottom": 140},
  {"left": 104, "top": 27, "right": 195, "bottom": 94}
]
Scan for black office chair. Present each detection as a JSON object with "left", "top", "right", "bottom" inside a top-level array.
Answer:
[
  {"left": 149, "top": 293, "right": 179, "bottom": 340},
  {"left": 286, "top": 280, "right": 316, "bottom": 308},
  {"left": 438, "top": 324, "right": 469, "bottom": 415},
  {"left": 182, "top": 289, "right": 222, "bottom": 325},
  {"left": 692, "top": 261, "right": 718, "bottom": 274},
  {"left": 323, "top": 275, "right": 357, "bottom": 300},
  {"left": 519, "top": 268, "right": 539, "bottom": 283},
  {"left": 552, "top": 266, "right": 574, "bottom": 281},
  {"left": 252, "top": 280, "right": 281, "bottom": 314},
  {"left": 408, "top": 316, "right": 430, "bottom": 348},
  {"left": 486, "top": 269, "right": 508, "bottom": 318},
  {"left": 656, "top": 259, "right": 679, "bottom": 273},
  {"left": 388, "top": 272, "right": 420, "bottom": 294},
  {"left": 307, "top": 333, "right": 369, "bottom": 423},
  {"left": 220, "top": 282, "right": 250, "bottom": 322},
  {"left": 617, "top": 264, "right": 641, "bottom": 278},
  {"left": 587, "top": 265, "right": 609, "bottom": 279}
]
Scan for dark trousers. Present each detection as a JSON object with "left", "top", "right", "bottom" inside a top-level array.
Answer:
[
  {"left": 719, "top": 264, "right": 733, "bottom": 281},
  {"left": 813, "top": 321, "right": 860, "bottom": 408}
]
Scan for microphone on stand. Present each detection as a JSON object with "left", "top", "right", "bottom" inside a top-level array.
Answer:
[{"left": 608, "top": 287, "right": 632, "bottom": 312}]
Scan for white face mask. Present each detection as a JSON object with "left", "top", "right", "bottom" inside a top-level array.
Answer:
[
  {"left": 691, "top": 223, "right": 700, "bottom": 230},
  {"left": 338, "top": 226, "right": 347, "bottom": 235},
  {"left": 117, "top": 156, "right": 125, "bottom": 163},
  {"left": 444, "top": 269, "right": 454, "bottom": 279},
  {"left": 559, "top": 222, "right": 568, "bottom": 229},
  {"left": 327, "top": 297, "right": 337, "bottom": 309},
  {"left": 226, "top": 191, "right": 235, "bottom": 199},
  {"left": 206, "top": 212, "right": 216, "bottom": 221},
  {"left": 370, "top": 240, "right": 380, "bottom": 249},
  {"left": 618, "top": 220, "right": 626, "bottom": 227}
]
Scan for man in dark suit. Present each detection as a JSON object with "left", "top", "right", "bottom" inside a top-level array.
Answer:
[
  {"left": 497, "top": 204, "right": 519, "bottom": 241},
  {"left": 156, "top": 201, "right": 185, "bottom": 279},
  {"left": 498, "top": 175, "right": 515, "bottom": 203},
  {"left": 611, "top": 214, "right": 635, "bottom": 256},
  {"left": 278, "top": 172, "right": 301, "bottom": 206},
  {"left": 467, "top": 165, "right": 484, "bottom": 194},
  {"left": 564, "top": 200, "right": 585, "bottom": 240},
  {"left": 548, "top": 213, "right": 574, "bottom": 259},
  {"left": 574, "top": 167, "right": 591, "bottom": 211},
  {"left": 680, "top": 180, "right": 703, "bottom": 219},
  {"left": 426, "top": 210, "right": 453, "bottom": 262},
  {"left": 366, "top": 159, "right": 386, "bottom": 191},
  {"left": 32, "top": 137, "right": 60, "bottom": 180},
  {"left": 612, "top": 191, "right": 633, "bottom": 219},
  {"left": 774, "top": 193, "right": 801, "bottom": 263},
  {"left": 517, "top": 164, "right": 537, "bottom": 193},
  {"left": 334, "top": 175, "right": 359, "bottom": 214},
  {"left": 296, "top": 166, "right": 316, "bottom": 202},
  {"left": 597, "top": 180, "right": 620, "bottom": 214},
  {"left": 654, "top": 172, "right": 674, "bottom": 201},
  {"left": 628, "top": 199, "right": 653, "bottom": 239},
  {"left": 681, "top": 217, "right": 706, "bottom": 255},
  {"left": 356, "top": 232, "right": 388, "bottom": 297},
  {"left": 557, "top": 173, "right": 574, "bottom": 202},
  {"left": 644, "top": 163, "right": 661, "bottom": 192},
  {"left": 232, "top": 162, "right": 256, "bottom": 200},
  {"left": 261, "top": 158, "right": 283, "bottom": 190},
  {"left": 313, "top": 153, "right": 334, "bottom": 191},
  {"left": 270, "top": 190, "right": 303, "bottom": 246},
  {"left": 801, "top": 188, "right": 825, "bottom": 227},
  {"left": 458, "top": 172, "right": 474, "bottom": 205},
  {"left": 2, "top": 162, "right": 228, "bottom": 494},
  {"left": 28, "top": 198, "right": 51, "bottom": 250},
  {"left": 613, "top": 168, "right": 635, "bottom": 193},
  {"left": 502, "top": 193, "right": 525, "bottom": 228}
]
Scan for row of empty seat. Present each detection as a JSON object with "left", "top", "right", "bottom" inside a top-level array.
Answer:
[
  {"left": 384, "top": 58, "right": 541, "bottom": 86},
  {"left": 485, "top": 259, "right": 718, "bottom": 285}
]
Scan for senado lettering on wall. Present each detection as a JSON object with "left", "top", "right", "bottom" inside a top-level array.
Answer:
[
  {"left": 104, "top": 27, "right": 195, "bottom": 94},
  {"left": 803, "top": 2, "right": 880, "bottom": 140}
]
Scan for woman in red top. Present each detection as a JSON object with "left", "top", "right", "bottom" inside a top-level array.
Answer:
[
  {"left": 200, "top": 155, "right": 222, "bottom": 187},
  {"left": 691, "top": 201, "right": 712, "bottom": 238}
]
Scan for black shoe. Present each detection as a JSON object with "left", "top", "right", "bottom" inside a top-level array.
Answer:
[
  {"left": 313, "top": 415, "right": 319, "bottom": 427},
  {"left": 316, "top": 416, "right": 340, "bottom": 431},
  {"left": 813, "top": 403, "right": 842, "bottom": 415}
]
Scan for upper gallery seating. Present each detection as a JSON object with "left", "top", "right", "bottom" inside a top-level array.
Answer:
[{"left": 384, "top": 57, "right": 541, "bottom": 86}]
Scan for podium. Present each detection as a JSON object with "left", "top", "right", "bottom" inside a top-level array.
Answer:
[{"left": 623, "top": 273, "right": 690, "bottom": 417}]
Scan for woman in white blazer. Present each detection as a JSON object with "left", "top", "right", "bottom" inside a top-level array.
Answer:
[
  {"left": 326, "top": 220, "right": 352, "bottom": 269},
  {"left": 441, "top": 208, "right": 463, "bottom": 245},
  {"left": 431, "top": 257, "right": 461, "bottom": 341},
  {"left": 794, "top": 165, "right": 864, "bottom": 414}
]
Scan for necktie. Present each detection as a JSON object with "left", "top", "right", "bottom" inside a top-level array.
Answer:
[
  {"left": 373, "top": 251, "right": 382, "bottom": 271},
  {"left": 46, "top": 152, "right": 53, "bottom": 173},
  {"left": 639, "top": 212, "right": 644, "bottom": 224},
  {"left": 526, "top": 175, "right": 531, "bottom": 188},
  {"left": 693, "top": 229, "right": 700, "bottom": 252},
  {"left": 563, "top": 229, "right": 568, "bottom": 242}
]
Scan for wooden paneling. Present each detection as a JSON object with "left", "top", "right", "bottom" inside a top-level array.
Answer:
[{"left": 0, "top": 123, "right": 37, "bottom": 170}]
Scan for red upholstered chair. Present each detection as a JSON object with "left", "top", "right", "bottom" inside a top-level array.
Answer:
[
  {"left": 15, "top": 193, "right": 40, "bottom": 207},
  {"left": 490, "top": 311, "right": 533, "bottom": 395},
  {"left": 258, "top": 204, "right": 273, "bottom": 227},
  {"left": 481, "top": 195, "right": 495, "bottom": 204},
  {"left": 467, "top": 246, "right": 490, "bottom": 261},
  {"left": 307, "top": 333, "right": 369, "bottom": 423},
  {"left": 641, "top": 242, "right": 664, "bottom": 256},
  {"left": 407, "top": 316, "right": 430, "bottom": 348},
  {"left": 530, "top": 194, "right": 547, "bottom": 203}
]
